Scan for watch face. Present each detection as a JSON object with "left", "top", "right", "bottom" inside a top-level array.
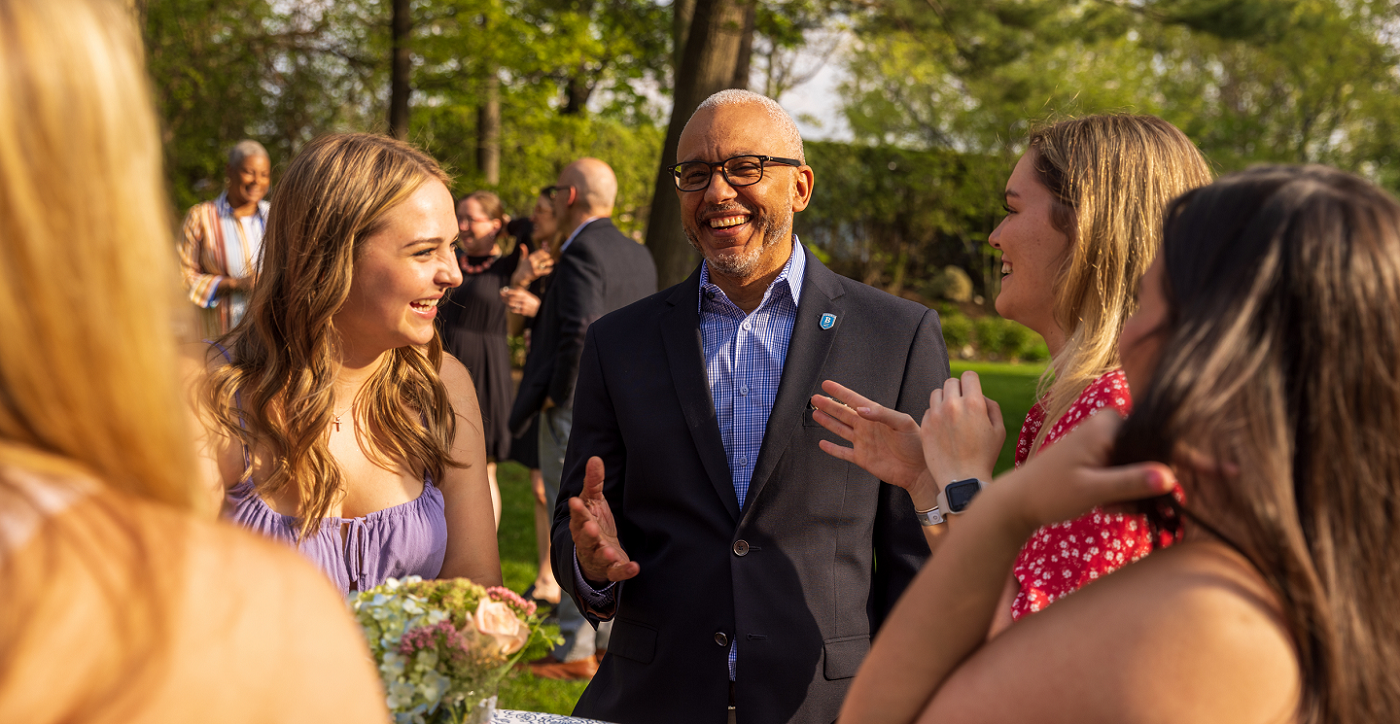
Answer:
[{"left": 946, "top": 478, "right": 983, "bottom": 513}]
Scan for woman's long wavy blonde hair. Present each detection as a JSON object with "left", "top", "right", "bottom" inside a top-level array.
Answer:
[
  {"left": 206, "top": 133, "right": 459, "bottom": 540},
  {"left": 1028, "top": 115, "right": 1212, "bottom": 452},
  {"left": 0, "top": 0, "right": 197, "bottom": 715}
]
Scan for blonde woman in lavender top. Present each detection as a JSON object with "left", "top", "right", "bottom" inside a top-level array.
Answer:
[
  {"left": 0, "top": 0, "right": 385, "bottom": 720},
  {"left": 195, "top": 133, "right": 502, "bottom": 594}
]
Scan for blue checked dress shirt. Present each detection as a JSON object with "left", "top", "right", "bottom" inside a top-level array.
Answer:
[
  {"left": 701, "top": 241, "right": 804, "bottom": 681},
  {"left": 573, "top": 240, "right": 807, "bottom": 682}
]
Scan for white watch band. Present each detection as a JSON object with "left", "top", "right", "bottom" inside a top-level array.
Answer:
[{"left": 914, "top": 504, "right": 945, "bottom": 526}]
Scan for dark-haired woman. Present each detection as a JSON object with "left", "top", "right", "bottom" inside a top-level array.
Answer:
[{"left": 841, "top": 165, "right": 1400, "bottom": 723}]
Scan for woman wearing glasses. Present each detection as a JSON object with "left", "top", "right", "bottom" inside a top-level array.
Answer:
[{"left": 437, "top": 190, "right": 554, "bottom": 529}]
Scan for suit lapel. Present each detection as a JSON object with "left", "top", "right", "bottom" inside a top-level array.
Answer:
[
  {"left": 742, "top": 249, "right": 845, "bottom": 517},
  {"left": 660, "top": 270, "right": 742, "bottom": 522}
]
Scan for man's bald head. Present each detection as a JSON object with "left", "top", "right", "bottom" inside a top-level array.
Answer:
[
  {"left": 682, "top": 89, "right": 805, "bottom": 163},
  {"left": 558, "top": 157, "right": 618, "bottom": 217}
]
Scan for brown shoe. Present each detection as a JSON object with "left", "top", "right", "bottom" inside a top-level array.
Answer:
[{"left": 529, "top": 654, "right": 599, "bottom": 681}]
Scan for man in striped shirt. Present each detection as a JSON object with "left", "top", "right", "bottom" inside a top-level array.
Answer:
[{"left": 177, "top": 140, "right": 271, "bottom": 336}]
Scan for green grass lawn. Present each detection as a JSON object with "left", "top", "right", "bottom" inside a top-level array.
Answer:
[
  {"left": 949, "top": 361, "right": 1044, "bottom": 474},
  {"left": 493, "top": 361, "right": 1042, "bottom": 713},
  {"left": 494, "top": 461, "right": 591, "bottom": 713}
]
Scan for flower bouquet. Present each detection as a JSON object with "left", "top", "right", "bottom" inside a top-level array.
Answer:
[{"left": 351, "top": 576, "right": 562, "bottom": 724}]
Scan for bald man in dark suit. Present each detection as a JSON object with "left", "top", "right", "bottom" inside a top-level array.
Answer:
[{"left": 552, "top": 90, "right": 949, "bottom": 723}]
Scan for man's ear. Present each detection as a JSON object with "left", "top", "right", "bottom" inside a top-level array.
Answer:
[{"left": 791, "top": 165, "right": 815, "bottom": 213}]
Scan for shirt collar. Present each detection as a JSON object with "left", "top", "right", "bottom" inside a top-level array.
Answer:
[
  {"left": 214, "top": 191, "right": 269, "bottom": 221},
  {"left": 698, "top": 235, "right": 806, "bottom": 314},
  {"left": 559, "top": 216, "right": 603, "bottom": 254}
]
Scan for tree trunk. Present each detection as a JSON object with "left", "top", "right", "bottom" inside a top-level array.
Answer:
[
  {"left": 388, "top": 0, "right": 411, "bottom": 140},
  {"left": 563, "top": 74, "right": 592, "bottom": 115},
  {"left": 477, "top": 72, "right": 500, "bottom": 184},
  {"left": 731, "top": 0, "right": 756, "bottom": 90},
  {"left": 672, "top": 0, "right": 696, "bottom": 84},
  {"left": 645, "top": 0, "right": 753, "bottom": 288}
]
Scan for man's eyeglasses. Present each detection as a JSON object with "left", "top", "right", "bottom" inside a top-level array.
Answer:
[
  {"left": 667, "top": 155, "right": 802, "bottom": 192},
  {"left": 540, "top": 185, "right": 571, "bottom": 199}
]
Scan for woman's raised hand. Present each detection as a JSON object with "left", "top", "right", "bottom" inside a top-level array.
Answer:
[
  {"left": 510, "top": 241, "right": 555, "bottom": 287},
  {"left": 500, "top": 287, "right": 541, "bottom": 317},
  {"left": 990, "top": 411, "right": 1176, "bottom": 535},
  {"left": 813, "top": 380, "right": 930, "bottom": 493},
  {"left": 918, "top": 371, "right": 1005, "bottom": 488}
]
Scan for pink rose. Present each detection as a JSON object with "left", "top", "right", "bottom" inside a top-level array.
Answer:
[{"left": 474, "top": 599, "right": 528, "bottom": 655}]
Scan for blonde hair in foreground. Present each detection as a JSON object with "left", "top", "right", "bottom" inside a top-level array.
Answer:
[
  {"left": 206, "top": 133, "right": 459, "bottom": 541},
  {"left": 1028, "top": 114, "right": 1212, "bottom": 452},
  {"left": 0, "top": 0, "right": 196, "bottom": 717}
]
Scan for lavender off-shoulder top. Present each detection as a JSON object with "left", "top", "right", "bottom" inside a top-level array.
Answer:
[
  {"left": 225, "top": 475, "right": 447, "bottom": 595},
  {"left": 214, "top": 344, "right": 448, "bottom": 594}
]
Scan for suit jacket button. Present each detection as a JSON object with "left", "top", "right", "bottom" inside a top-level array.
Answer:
[
  {"left": 714, "top": 632, "right": 729, "bottom": 647},
  {"left": 732, "top": 540, "right": 749, "bottom": 557}
]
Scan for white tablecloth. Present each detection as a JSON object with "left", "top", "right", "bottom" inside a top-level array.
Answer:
[{"left": 493, "top": 710, "right": 611, "bottom": 724}]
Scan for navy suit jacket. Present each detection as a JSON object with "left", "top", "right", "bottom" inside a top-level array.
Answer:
[
  {"left": 509, "top": 218, "right": 656, "bottom": 434},
  {"left": 553, "top": 244, "right": 949, "bottom": 724}
]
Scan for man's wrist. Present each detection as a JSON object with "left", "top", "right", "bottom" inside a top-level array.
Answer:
[{"left": 906, "top": 469, "right": 941, "bottom": 512}]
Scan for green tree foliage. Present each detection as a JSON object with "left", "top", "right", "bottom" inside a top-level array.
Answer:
[
  {"left": 840, "top": 0, "right": 1400, "bottom": 180},
  {"left": 142, "top": 0, "right": 670, "bottom": 222},
  {"left": 795, "top": 140, "right": 1009, "bottom": 298},
  {"left": 825, "top": 0, "right": 1400, "bottom": 300}
]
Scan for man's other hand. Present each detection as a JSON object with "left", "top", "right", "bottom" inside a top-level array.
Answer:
[{"left": 569, "top": 456, "right": 640, "bottom": 585}]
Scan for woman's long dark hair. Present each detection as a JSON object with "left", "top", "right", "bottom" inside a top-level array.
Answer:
[{"left": 1114, "top": 165, "right": 1400, "bottom": 723}]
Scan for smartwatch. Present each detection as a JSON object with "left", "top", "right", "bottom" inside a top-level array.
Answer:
[{"left": 936, "top": 478, "right": 988, "bottom": 517}]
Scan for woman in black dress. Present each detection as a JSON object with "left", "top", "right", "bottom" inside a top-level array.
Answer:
[
  {"left": 500, "top": 192, "right": 562, "bottom": 604},
  {"left": 437, "top": 191, "right": 528, "bottom": 528}
]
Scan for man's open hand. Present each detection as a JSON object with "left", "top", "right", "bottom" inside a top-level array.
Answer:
[{"left": 569, "top": 456, "right": 640, "bottom": 584}]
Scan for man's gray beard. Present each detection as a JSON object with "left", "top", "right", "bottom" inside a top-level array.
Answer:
[{"left": 685, "top": 214, "right": 791, "bottom": 279}]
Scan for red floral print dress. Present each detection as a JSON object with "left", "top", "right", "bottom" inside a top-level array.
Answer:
[{"left": 1009, "top": 369, "right": 1160, "bottom": 620}]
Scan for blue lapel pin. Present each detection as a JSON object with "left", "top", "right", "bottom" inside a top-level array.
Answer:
[{"left": 819, "top": 313, "right": 837, "bottom": 330}]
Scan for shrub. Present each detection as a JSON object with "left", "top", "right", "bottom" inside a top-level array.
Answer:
[
  {"left": 973, "top": 317, "right": 1008, "bottom": 357},
  {"left": 998, "top": 321, "right": 1047, "bottom": 362},
  {"left": 924, "top": 265, "right": 974, "bottom": 302},
  {"left": 938, "top": 312, "right": 974, "bottom": 352}
]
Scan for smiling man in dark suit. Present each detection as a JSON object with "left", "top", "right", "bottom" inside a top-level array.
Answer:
[
  {"left": 508, "top": 156, "right": 657, "bottom": 680},
  {"left": 550, "top": 90, "right": 951, "bottom": 724}
]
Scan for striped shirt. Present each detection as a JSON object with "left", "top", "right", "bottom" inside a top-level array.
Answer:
[{"left": 177, "top": 191, "right": 269, "bottom": 335}]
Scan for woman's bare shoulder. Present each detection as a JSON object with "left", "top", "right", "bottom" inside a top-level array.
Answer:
[
  {"left": 437, "top": 351, "right": 473, "bottom": 392},
  {"left": 148, "top": 505, "right": 388, "bottom": 722},
  {"left": 0, "top": 488, "right": 385, "bottom": 723},
  {"left": 925, "top": 541, "right": 1299, "bottom": 724},
  {"left": 437, "top": 351, "right": 481, "bottom": 416}
]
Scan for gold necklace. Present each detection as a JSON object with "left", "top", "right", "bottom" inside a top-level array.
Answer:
[{"left": 332, "top": 402, "right": 354, "bottom": 432}]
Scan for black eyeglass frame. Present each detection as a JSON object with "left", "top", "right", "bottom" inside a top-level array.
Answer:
[
  {"left": 540, "top": 184, "right": 571, "bottom": 199},
  {"left": 667, "top": 154, "right": 804, "bottom": 192}
]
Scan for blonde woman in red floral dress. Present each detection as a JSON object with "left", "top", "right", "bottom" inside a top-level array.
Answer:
[{"left": 813, "top": 114, "right": 1210, "bottom": 633}]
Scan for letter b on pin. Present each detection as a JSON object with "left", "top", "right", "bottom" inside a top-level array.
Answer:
[{"left": 819, "top": 313, "right": 836, "bottom": 330}]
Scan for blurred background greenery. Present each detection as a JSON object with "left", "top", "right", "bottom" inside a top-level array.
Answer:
[{"left": 138, "top": 0, "right": 1400, "bottom": 323}]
